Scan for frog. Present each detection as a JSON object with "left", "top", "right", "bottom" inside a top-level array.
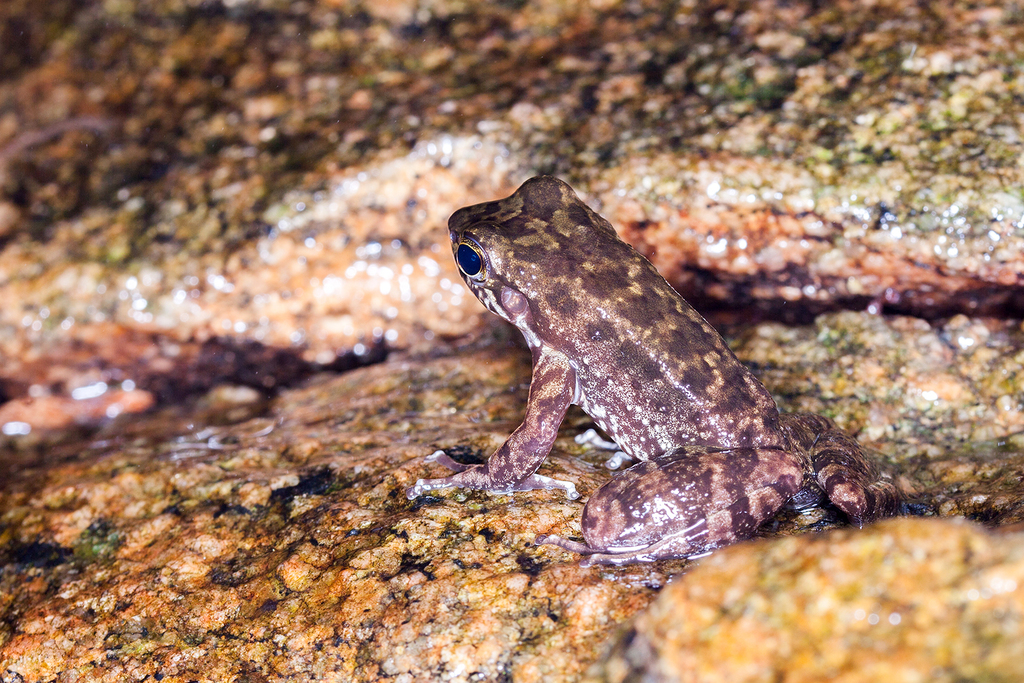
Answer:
[{"left": 405, "top": 176, "right": 902, "bottom": 565}]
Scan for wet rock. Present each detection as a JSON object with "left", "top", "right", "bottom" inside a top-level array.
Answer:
[
  {"left": 1, "top": 339, "right": 1023, "bottom": 681},
  {"left": 590, "top": 518, "right": 1024, "bottom": 683},
  {"left": 1, "top": 0, "right": 1023, "bottom": 681},
  {"left": 2, "top": 0, "right": 1023, "bottom": 407},
  {"left": 733, "top": 312, "right": 1024, "bottom": 453},
  {"left": 0, "top": 386, "right": 154, "bottom": 434},
  {"left": 0, "top": 348, "right": 678, "bottom": 681}
]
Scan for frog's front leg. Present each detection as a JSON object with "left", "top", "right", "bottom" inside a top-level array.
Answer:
[
  {"left": 537, "top": 448, "right": 804, "bottom": 565},
  {"left": 406, "top": 349, "right": 580, "bottom": 500}
]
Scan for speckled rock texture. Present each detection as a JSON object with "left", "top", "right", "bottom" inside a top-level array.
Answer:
[
  {"left": 2, "top": 334, "right": 1023, "bottom": 682},
  {"left": 2, "top": 0, "right": 1023, "bottom": 413},
  {"left": 737, "top": 312, "right": 1024, "bottom": 454},
  {"left": 1, "top": 348, "right": 684, "bottom": 682},
  {"left": 590, "top": 518, "right": 1024, "bottom": 683},
  {"left": 2, "top": 0, "right": 1024, "bottom": 681}
]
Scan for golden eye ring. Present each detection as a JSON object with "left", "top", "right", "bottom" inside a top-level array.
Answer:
[{"left": 456, "top": 240, "right": 486, "bottom": 280}]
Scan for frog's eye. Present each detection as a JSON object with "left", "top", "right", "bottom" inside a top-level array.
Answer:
[{"left": 456, "top": 241, "right": 485, "bottom": 279}]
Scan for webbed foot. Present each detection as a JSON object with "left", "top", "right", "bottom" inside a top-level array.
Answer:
[
  {"left": 574, "top": 428, "right": 634, "bottom": 470},
  {"left": 537, "top": 521, "right": 711, "bottom": 566},
  {"left": 809, "top": 430, "right": 903, "bottom": 525},
  {"left": 406, "top": 450, "right": 580, "bottom": 500}
]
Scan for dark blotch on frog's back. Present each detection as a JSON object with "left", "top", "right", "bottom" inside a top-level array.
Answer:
[
  {"left": 447, "top": 176, "right": 576, "bottom": 233},
  {"left": 516, "top": 176, "right": 587, "bottom": 225},
  {"left": 494, "top": 177, "right": 619, "bottom": 243},
  {"left": 448, "top": 191, "right": 523, "bottom": 233},
  {"left": 554, "top": 291, "right": 581, "bottom": 318},
  {"left": 560, "top": 201, "right": 597, "bottom": 231}
]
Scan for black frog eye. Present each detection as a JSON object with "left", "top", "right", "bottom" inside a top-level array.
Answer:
[{"left": 456, "top": 242, "right": 485, "bottom": 279}]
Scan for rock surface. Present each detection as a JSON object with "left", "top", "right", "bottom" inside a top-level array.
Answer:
[
  {"left": 2, "top": 335, "right": 1023, "bottom": 681},
  {"left": 591, "top": 517, "right": 1024, "bottom": 683},
  {"left": 2, "top": 0, "right": 1023, "bottom": 408},
  {"left": 1, "top": 347, "right": 683, "bottom": 682},
  {"left": 2, "top": 0, "right": 1024, "bottom": 681}
]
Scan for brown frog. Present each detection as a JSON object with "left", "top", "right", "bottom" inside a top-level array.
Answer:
[{"left": 406, "top": 176, "right": 901, "bottom": 565}]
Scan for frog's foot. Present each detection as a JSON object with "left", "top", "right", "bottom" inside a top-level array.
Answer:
[
  {"left": 406, "top": 450, "right": 580, "bottom": 500},
  {"left": 821, "top": 475, "right": 902, "bottom": 526},
  {"left": 602, "top": 450, "right": 633, "bottom": 470},
  {"left": 575, "top": 428, "right": 617, "bottom": 450},
  {"left": 574, "top": 429, "right": 634, "bottom": 470},
  {"left": 537, "top": 520, "right": 711, "bottom": 566},
  {"left": 523, "top": 473, "right": 580, "bottom": 499},
  {"left": 424, "top": 449, "right": 471, "bottom": 472},
  {"left": 810, "top": 431, "right": 903, "bottom": 525}
]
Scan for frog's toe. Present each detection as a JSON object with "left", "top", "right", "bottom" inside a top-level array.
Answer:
[
  {"left": 823, "top": 479, "right": 868, "bottom": 524},
  {"left": 423, "top": 449, "right": 471, "bottom": 472},
  {"left": 534, "top": 533, "right": 653, "bottom": 566},
  {"left": 405, "top": 477, "right": 451, "bottom": 499},
  {"left": 602, "top": 450, "right": 633, "bottom": 470},
  {"left": 810, "top": 430, "right": 903, "bottom": 524},
  {"left": 405, "top": 453, "right": 494, "bottom": 499},
  {"left": 405, "top": 450, "right": 470, "bottom": 499},
  {"left": 535, "top": 533, "right": 591, "bottom": 554},
  {"left": 516, "top": 473, "right": 579, "bottom": 499},
  {"left": 575, "top": 428, "right": 619, "bottom": 451},
  {"left": 823, "top": 475, "right": 902, "bottom": 526},
  {"left": 537, "top": 525, "right": 710, "bottom": 566},
  {"left": 404, "top": 468, "right": 494, "bottom": 499},
  {"left": 406, "top": 451, "right": 580, "bottom": 500}
]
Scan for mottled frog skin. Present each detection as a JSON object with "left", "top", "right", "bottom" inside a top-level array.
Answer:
[{"left": 406, "top": 176, "right": 901, "bottom": 565}]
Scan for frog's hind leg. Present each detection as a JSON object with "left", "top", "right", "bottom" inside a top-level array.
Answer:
[
  {"left": 809, "top": 429, "right": 902, "bottom": 525},
  {"left": 537, "top": 519, "right": 711, "bottom": 566},
  {"left": 537, "top": 448, "right": 805, "bottom": 565}
]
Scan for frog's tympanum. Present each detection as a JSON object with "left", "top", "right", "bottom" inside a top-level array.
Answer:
[{"left": 406, "top": 176, "right": 901, "bottom": 565}]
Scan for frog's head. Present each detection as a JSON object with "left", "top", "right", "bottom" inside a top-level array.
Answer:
[
  {"left": 446, "top": 198, "right": 526, "bottom": 326},
  {"left": 446, "top": 176, "right": 598, "bottom": 327},
  {"left": 446, "top": 175, "right": 644, "bottom": 346}
]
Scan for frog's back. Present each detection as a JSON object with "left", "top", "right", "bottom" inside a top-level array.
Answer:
[
  {"left": 454, "top": 176, "right": 783, "bottom": 457},
  {"left": 550, "top": 230, "right": 781, "bottom": 457}
]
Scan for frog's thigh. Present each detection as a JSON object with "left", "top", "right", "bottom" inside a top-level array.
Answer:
[
  {"left": 578, "top": 448, "right": 804, "bottom": 562},
  {"left": 810, "top": 430, "right": 901, "bottom": 525}
]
